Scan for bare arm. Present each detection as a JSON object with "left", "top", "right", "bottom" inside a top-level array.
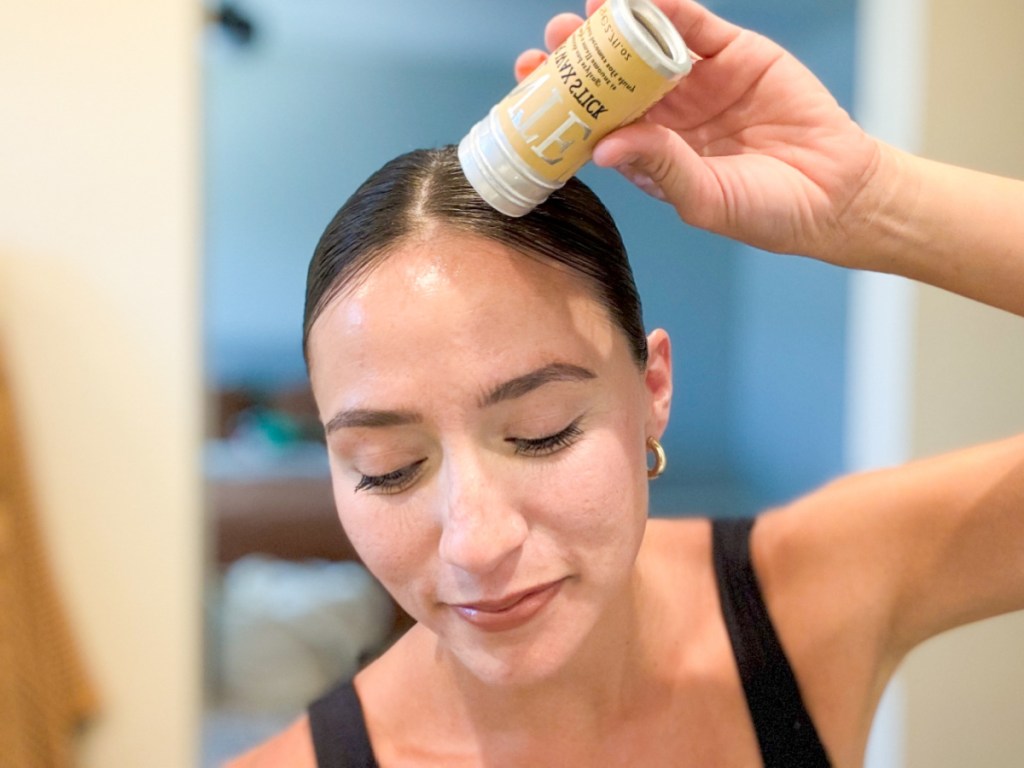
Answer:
[
  {"left": 886, "top": 435, "right": 1024, "bottom": 647},
  {"left": 843, "top": 146, "right": 1024, "bottom": 316},
  {"left": 761, "top": 435, "right": 1024, "bottom": 660},
  {"left": 527, "top": 1, "right": 1024, "bottom": 316},
  {"left": 750, "top": 436, "right": 1024, "bottom": 763}
]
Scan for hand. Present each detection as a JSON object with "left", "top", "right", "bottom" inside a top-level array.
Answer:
[{"left": 515, "top": 0, "right": 886, "bottom": 266}]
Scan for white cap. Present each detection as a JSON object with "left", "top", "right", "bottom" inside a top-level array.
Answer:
[{"left": 458, "top": 107, "right": 564, "bottom": 218}]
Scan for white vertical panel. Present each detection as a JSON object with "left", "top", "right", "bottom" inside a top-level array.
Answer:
[{"left": 848, "top": 0, "right": 928, "bottom": 765}]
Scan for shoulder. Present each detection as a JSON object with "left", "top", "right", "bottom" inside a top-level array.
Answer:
[
  {"left": 742, "top": 439, "right": 1024, "bottom": 762},
  {"left": 754, "top": 435, "right": 1024, "bottom": 651},
  {"left": 739, "top": 489, "right": 905, "bottom": 764},
  {"left": 749, "top": 473, "right": 908, "bottom": 660},
  {"left": 225, "top": 715, "right": 317, "bottom": 768}
]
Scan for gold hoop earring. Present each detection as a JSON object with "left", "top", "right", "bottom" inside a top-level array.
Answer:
[{"left": 646, "top": 436, "right": 666, "bottom": 480}]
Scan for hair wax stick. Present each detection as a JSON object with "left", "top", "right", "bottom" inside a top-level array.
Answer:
[{"left": 459, "top": 0, "right": 692, "bottom": 217}]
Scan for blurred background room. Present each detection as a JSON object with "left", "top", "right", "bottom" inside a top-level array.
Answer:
[{"left": 1, "top": 0, "right": 1022, "bottom": 765}]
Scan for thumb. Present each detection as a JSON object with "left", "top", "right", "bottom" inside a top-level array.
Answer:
[{"left": 592, "top": 122, "right": 711, "bottom": 217}]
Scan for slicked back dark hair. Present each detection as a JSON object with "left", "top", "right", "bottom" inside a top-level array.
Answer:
[{"left": 303, "top": 145, "right": 647, "bottom": 370}]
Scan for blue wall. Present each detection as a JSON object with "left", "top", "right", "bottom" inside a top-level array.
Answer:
[
  {"left": 721, "top": 2, "right": 856, "bottom": 510},
  {"left": 204, "top": 0, "right": 858, "bottom": 517}
]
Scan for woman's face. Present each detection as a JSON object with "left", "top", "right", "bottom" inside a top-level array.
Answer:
[{"left": 307, "top": 228, "right": 672, "bottom": 685}]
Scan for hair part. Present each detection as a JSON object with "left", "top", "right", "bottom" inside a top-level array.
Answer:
[{"left": 303, "top": 146, "right": 648, "bottom": 371}]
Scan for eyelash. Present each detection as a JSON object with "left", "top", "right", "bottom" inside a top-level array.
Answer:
[
  {"left": 354, "top": 458, "right": 426, "bottom": 495},
  {"left": 352, "top": 419, "right": 584, "bottom": 495},
  {"left": 510, "top": 419, "right": 584, "bottom": 457}
]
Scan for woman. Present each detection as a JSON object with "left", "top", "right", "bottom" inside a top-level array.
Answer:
[{"left": 233, "top": 1, "right": 1024, "bottom": 765}]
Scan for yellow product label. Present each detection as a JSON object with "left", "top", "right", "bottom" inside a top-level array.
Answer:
[{"left": 496, "top": 3, "right": 675, "bottom": 183}]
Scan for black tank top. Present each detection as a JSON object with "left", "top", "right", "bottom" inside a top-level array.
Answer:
[{"left": 308, "top": 517, "right": 831, "bottom": 767}]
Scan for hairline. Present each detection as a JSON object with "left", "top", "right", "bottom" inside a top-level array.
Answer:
[{"left": 303, "top": 222, "right": 646, "bottom": 372}]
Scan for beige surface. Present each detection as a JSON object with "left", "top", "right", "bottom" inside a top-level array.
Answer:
[
  {"left": 903, "top": 1, "right": 1024, "bottom": 765},
  {"left": 0, "top": 2, "right": 203, "bottom": 766}
]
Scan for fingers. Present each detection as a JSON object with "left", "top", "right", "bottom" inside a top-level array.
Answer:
[
  {"left": 648, "top": 0, "right": 743, "bottom": 59},
  {"left": 524, "top": 0, "right": 742, "bottom": 74},
  {"left": 544, "top": 12, "right": 584, "bottom": 52},
  {"left": 515, "top": 12, "right": 584, "bottom": 81},
  {"left": 524, "top": 1, "right": 741, "bottom": 80},
  {"left": 514, "top": 49, "right": 548, "bottom": 82},
  {"left": 581, "top": 0, "right": 736, "bottom": 59},
  {"left": 593, "top": 121, "right": 712, "bottom": 218}
]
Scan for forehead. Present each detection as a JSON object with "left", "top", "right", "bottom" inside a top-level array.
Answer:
[{"left": 306, "top": 230, "right": 625, "bottom": 410}]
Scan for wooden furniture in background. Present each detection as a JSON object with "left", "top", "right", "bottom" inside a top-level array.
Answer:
[{"left": 0, "top": 350, "right": 98, "bottom": 766}]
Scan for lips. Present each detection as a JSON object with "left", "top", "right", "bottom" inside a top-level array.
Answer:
[{"left": 450, "top": 578, "right": 565, "bottom": 632}]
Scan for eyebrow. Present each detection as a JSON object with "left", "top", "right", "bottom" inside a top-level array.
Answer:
[
  {"left": 324, "top": 408, "right": 422, "bottom": 435},
  {"left": 479, "top": 362, "right": 597, "bottom": 408},
  {"left": 323, "top": 362, "right": 596, "bottom": 436}
]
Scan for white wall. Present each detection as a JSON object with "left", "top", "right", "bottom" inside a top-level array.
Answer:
[
  {"left": 852, "top": 0, "right": 1024, "bottom": 764},
  {"left": 0, "top": 2, "right": 202, "bottom": 766},
  {"left": 902, "top": 0, "right": 1024, "bottom": 765},
  {"left": 850, "top": 2, "right": 927, "bottom": 765}
]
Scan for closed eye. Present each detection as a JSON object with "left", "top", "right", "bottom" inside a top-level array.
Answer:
[
  {"left": 352, "top": 419, "right": 583, "bottom": 494},
  {"left": 510, "top": 419, "right": 584, "bottom": 457},
  {"left": 354, "top": 458, "right": 426, "bottom": 495}
]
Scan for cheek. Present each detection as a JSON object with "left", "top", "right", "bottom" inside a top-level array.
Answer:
[
  {"left": 535, "top": 425, "right": 648, "bottom": 564},
  {"left": 332, "top": 485, "right": 438, "bottom": 607}
]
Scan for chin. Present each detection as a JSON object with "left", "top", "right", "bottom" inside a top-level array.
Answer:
[
  {"left": 447, "top": 640, "right": 582, "bottom": 689},
  {"left": 437, "top": 592, "right": 604, "bottom": 688}
]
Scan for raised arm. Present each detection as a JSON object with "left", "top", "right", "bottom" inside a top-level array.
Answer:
[
  {"left": 746, "top": 433, "right": 1024, "bottom": 763},
  {"left": 519, "top": 0, "right": 1024, "bottom": 740},
  {"left": 761, "top": 433, "right": 1024, "bottom": 658},
  {"left": 522, "top": 0, "right": 1024, "bottom": 316}
]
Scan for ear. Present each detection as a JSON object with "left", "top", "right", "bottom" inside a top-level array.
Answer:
[{"left": 643, "top": 328, "right": 672, "bottom": 439}]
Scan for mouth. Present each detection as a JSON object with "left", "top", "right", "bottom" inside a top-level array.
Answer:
[{"left": 449, "top": 578, "right": 566, "bottom": 632}]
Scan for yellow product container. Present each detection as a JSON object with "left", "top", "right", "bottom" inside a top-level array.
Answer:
[{"left": 459, "top": 0, "right": 692, "bottom": 217}]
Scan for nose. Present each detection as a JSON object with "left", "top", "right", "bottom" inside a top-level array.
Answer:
[{"left": 437, "top": 452, "right": 528, "bottom": 575}]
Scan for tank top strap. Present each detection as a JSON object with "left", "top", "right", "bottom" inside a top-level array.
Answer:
[
  {"left": 711, "top": 516, "right": 832, "bottom": 767},
  {"left": 308, "top": 679, "right": 379, "bottom": 768}
]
